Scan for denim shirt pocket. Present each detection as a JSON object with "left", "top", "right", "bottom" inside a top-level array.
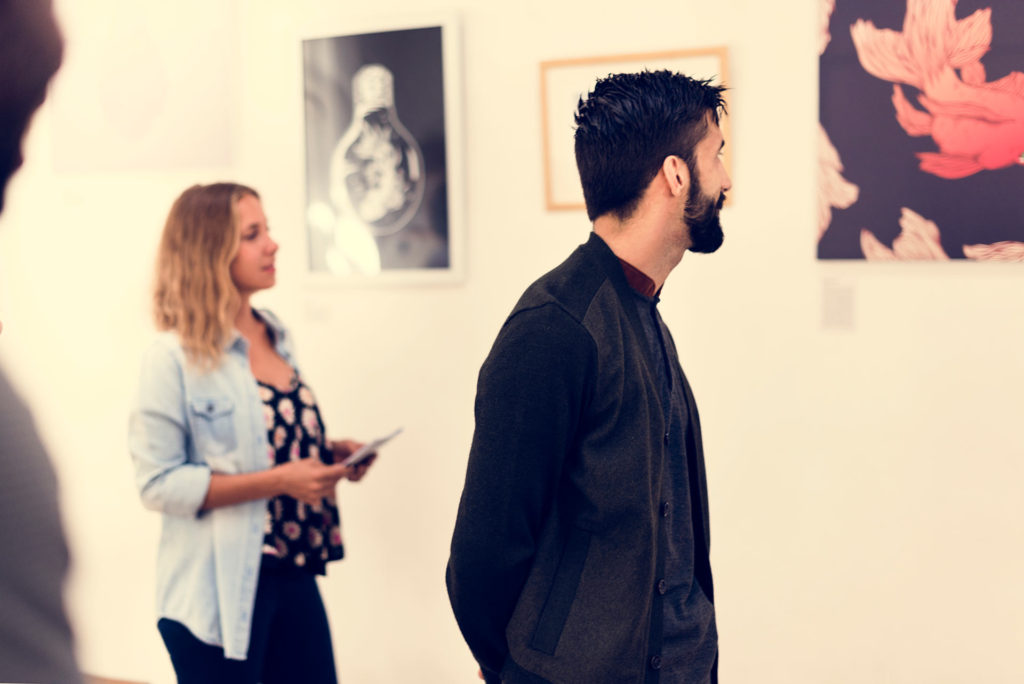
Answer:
[{"left": 189, "top": 397, "right": 239, "bottom": 472}]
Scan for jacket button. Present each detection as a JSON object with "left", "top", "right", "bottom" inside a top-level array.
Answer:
[
  {"left": 663, "top": 432, "right": 670, "bottom": 444},
  {"left": 656, "top": 578, "right": 667, "bottom": 595},
  {"left": 660, "top": 502, "right": 671, "bottom": 517},
  {"left": 649, "top": 655, "right": 662, "bottom": 670}
]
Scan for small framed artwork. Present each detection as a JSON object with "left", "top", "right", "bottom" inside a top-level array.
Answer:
[
  {"left": 540, "top": 47, "right": 731, "bottom": 211},
  {"left": 301, "top": 14, "right": 464, "bottom": 284}
]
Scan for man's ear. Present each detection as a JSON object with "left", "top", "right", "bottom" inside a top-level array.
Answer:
[{"left": 661, "top": 155, "right": 690, "bottom": 197}]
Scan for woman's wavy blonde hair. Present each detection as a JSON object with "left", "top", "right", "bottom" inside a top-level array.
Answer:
[{"left": 153, "top": 182, "right": 259, "bottom": 368}]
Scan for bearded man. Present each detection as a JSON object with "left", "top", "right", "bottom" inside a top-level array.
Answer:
[{"left": 448, "top": 70, "right": 731, "bottom": 684}]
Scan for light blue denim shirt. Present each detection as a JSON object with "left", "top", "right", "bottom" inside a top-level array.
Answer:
[{"left": 128, "top": 309, "right": 296, "bottom": 660}]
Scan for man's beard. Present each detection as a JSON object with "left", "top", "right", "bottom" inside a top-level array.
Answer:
[{"left": 683, "top": 168, "right": 726, "bottom": 254}]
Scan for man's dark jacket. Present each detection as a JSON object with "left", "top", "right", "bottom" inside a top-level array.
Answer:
[{"left": 447, "top": 233, "right": 715, "bottom": 684}]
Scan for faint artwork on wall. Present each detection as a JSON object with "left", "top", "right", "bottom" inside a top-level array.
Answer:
[
  {"left": 302, "top": 17, "right": 463, "bottom": 283},
  {"left": 49, "top": 0, "right": 235, "bottom": 172},
  {"left": 819, "top": 0, "right": 1024, "bottom": 260},
  {"left": 541, "top": 48, "right": 730, "bottom": 211}
]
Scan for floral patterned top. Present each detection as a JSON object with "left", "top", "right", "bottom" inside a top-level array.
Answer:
[{"left": 258, "top": 374, "right": 344, "bottom": 575}]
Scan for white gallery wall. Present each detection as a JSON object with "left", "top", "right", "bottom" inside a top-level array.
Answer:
[{"left": 0, "top": 0, "right": 1022, "bottom": 682}]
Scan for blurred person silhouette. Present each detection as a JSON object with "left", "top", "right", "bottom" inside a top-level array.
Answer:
[
  {"left": 0, "top": 0, "right": 79, "bottom": 682},
  {"left": 129, "top": 183, "right": 377, "bottom": 684}
]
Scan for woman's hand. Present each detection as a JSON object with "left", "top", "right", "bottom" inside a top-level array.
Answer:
[
  {"left": 274, "top": 457, "right": 350, "bottom": 505},
  {"left": 328, "top": 439, "right": 377, "bottom": 482}
]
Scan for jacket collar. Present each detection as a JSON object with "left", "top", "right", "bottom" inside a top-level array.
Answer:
[{"left": 224, "top": 308, "right": 287, "bottom": 355}]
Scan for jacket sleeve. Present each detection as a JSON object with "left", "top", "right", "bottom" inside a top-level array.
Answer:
[
  {"left": 446, "top": 303, "right": 595, "bottom": 680},
  {"left": 128, "top": 340, "right": 211, "bottom": 517}
]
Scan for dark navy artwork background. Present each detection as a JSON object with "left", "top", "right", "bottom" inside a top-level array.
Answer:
[{"left": 819, "top": 0, "right": 1024, "bottom": 259}]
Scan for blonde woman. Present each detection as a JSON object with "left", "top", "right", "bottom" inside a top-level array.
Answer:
[{"left": 130, "top": 183, "right": 373, "bottom": 683}]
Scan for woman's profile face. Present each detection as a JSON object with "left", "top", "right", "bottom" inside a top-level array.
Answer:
[{"left": 229, "top": 193, "right": 278, "bottom": 295}]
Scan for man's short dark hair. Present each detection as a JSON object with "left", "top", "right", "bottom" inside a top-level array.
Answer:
[{"left": 574, "top": 70, "right": 726, "bottom": 221}]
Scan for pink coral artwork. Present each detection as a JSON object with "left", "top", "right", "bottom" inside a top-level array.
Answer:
[{"left": 819, "top": 0, "right": 1024, "bottom": 260}]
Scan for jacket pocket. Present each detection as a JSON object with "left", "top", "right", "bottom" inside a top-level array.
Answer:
[
  {"left": 189, "top": 397, "right": 238, "bottom": 459},
  {"left": 530, "top": 525, "right": 591, "bottom": 655}
]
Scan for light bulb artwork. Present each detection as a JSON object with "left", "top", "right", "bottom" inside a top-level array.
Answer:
[
  {"left": 329, "top": 64, "right": 425, "bottom": 237},
  {"left": 302, "top": 23, "right": 456, "bottom": 277}
]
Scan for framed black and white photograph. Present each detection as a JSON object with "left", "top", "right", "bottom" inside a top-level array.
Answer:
[{"left": 302, "top": 15, "right": 464, "bottom": 283}]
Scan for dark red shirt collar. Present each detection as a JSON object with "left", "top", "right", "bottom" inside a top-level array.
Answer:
[{"left": 618, "top": 258, "right": 658, "bottom": 298}]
